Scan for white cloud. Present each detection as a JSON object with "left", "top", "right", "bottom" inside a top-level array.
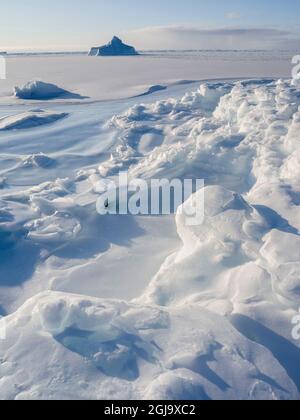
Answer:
[
  {"left": 123, "top": 25, "right": 295, "bottom": 50},
  {"left": 226, "top": 12, "right": 241, "bottom": 20}
]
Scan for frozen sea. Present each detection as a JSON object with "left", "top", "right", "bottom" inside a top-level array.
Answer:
[{"left": 0, "top": 50, "right": 300, "bottom": 400}]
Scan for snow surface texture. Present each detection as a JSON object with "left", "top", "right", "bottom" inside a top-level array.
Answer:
[
  {"left": 89, "top": 36, "right": 139, "bottom": 57},
  {"left": 0, "top": 79, "right": 300, "bottom": 400}
]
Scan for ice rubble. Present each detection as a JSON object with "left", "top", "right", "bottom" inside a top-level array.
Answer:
[
  {"left": 14, "top": 81, "right": 73, "bottom": 100},
  {"left": 1, "top": 79, "right": 300, "bottom": 399},
  {"left": 0, "top": 109, "right": 68, "bottom": 130},
  {"left": 100, "top": 83, "right": 232, "bottom": 177}
]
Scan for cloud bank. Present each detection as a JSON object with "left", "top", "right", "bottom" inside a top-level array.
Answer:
[{"left": 124, "top": 26, "right": 299, "bottom": 50}]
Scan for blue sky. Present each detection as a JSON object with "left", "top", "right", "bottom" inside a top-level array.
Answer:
[{"left": 1, "top": 0, "right": 300, "bottom": 51}]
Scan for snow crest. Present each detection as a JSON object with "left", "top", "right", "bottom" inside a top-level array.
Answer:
[{"left": 0, "top": 109, "right": 68, "bottom": 130}]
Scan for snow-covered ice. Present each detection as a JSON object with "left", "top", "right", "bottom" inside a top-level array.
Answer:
[{"left": 0, "top": 52, "right": 300, "bottom": 400}]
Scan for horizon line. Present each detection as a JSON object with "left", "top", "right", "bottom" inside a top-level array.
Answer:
[{"left": 1, "top": 48, "right": 299, "bottom": 55}]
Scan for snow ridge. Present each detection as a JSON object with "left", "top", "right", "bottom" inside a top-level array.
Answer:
[{"left": 0, "top": 109, "right": 68, "bottom": 130}]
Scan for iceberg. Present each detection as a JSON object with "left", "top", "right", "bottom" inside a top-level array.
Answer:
[{"left": 89, "top": 36, "right": 139, "bottom": 57}]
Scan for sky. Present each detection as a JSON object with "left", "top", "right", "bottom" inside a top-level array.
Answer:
[{"left": 0, "top": 0, "right": 300, "bottom": 51}]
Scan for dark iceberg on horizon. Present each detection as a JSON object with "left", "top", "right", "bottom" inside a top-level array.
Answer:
[{"left": 89, "top": 36, "right": 139, "bottom": 56}]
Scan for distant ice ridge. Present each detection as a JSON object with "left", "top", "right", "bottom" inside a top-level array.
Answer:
[
  {"left": 89, "top": 36, "right": 139, "bottom": 57},
  {"left": 1, "top": 78, "right": 300, "bottom": 400},
  {"left": 0, "top": 109, "right": 68, "bottom": 130}
]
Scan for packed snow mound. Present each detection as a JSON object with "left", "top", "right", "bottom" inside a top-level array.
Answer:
[
  {"left": 89, "top": 36, "right": 139, "bottom": 57},
  {"left": 140, "top": 185, "right": 271, "bottom": 307},
  {"left": 0, "top": 291, "right": 297, "bottom": 400},
  {"left": 14, "top": 81, "right": 72, "bottom": 100},
  {"left": 0, "top": 109, "right": 68, "bottom": 130}
]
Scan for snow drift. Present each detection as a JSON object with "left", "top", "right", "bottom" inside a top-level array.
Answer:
[
  {"left": 0, "top": 109, "right": 68, "bottom": 130},
  {"left": 14, "top": 81, "right": 76, "bottom": 100}
]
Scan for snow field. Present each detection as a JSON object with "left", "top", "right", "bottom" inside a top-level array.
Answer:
[{"left": 0, "top": 78, "right": 300, "bottom": 399}]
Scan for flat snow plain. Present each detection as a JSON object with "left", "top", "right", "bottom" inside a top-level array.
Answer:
[
  {"left": 0, "top": 50, "right": 295, "bottom": 101},
  {"left": 0, "top": 51, "right": 299, "bottom": 400}
]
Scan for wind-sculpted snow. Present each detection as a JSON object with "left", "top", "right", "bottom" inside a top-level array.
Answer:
[
  {"left": 0, "top": 79, "right": 300, "bottom": 399},
  {"left": 139, "top": 185, "right": 271, "bottom": 307},
  {"left": 0, "top": 110, "right": 68, "bottom": 130},
  {"left": 0, "top": 291, "right": 297, "bottom": 400}
]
